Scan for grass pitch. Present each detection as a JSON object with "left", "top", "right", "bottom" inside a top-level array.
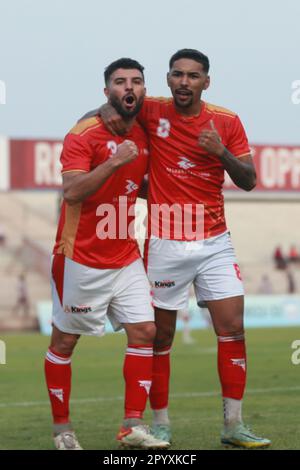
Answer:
[{"left": 0, "top": 327, "right": 300, "bottom": 450}]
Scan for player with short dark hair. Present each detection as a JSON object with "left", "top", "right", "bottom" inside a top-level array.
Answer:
[
  {"left": 44, "top": 58, "right": 170, "bottom": 450},
  {"left": 169, "top": 48, "right": 210, "bottom": 73},
  {"left": 83, "top": 49, "right": 271, "bottom": 449},
  {"left": 104, "top": 57, "right": 145, "bottom": 86}
]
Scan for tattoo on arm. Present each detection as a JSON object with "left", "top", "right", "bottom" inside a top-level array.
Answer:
[{"left": 220, "top": 149, "right": 256, "bottom": 191}]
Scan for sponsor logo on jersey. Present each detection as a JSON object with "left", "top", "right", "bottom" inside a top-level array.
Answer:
[
  {"left": 230, "top": 358, "right": 246, "bottom": 372},
  {"left": 49, "top": 388, "right": 64, "bottom": 403},
  {"left": 64, "top": 305, "right": 92, "bottom": 314},
  {"left": 138, "top": 380, "right": 152, "bottom": 395},
  {"left": 125, "top": 179, "right": 139, "bottom": 195},
  {"left": 200, "top": 172, "right": 211, "bottom": 180},
  {"left": 178, "top": 156, "right": 196, "bottom": 170},
  {"left": 165, "top": 156, "right": 198, "bottom": 179},
  {"left": 154, "top": 280, "right": 175, "bottom": 288}
]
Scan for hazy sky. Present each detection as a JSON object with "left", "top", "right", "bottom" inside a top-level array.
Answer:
[{"left": 0, "top": 0, "right": 299, "bottom": 144}]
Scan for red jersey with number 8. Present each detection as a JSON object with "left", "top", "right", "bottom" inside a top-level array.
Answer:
[{"left": 138, "top": 98, "right": 250, "bottom": 240}]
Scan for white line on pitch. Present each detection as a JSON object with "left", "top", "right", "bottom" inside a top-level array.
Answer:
[{"left": 0, "top": 385, "right": 300, "bottom": 409}]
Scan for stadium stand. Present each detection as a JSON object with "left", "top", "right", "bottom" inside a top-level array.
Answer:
[
  {"left": 225, "top": 200, "right": 300, "bottom": 294},
  {"left": 0, "top": 192, "right": 55, "bottom": 330},
  {"left": 0, "top": 193, "right": 299, "bottom": 332}
]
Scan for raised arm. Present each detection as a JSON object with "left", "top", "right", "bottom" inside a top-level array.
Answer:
[
  {"left": 79, "top": 108, "right": 99, "bottom": 120},
  {"left": 218, "top": 152, "right": 256, "bottom": 191},
  {"left": 63, "top": 140, "right": 139, "bottom": 205},
  {"left": 199, "top": 119, "right": 256, "bottom": 191},
  {"left": 79, "top": 104, "right": 128, "bottom": 136}
]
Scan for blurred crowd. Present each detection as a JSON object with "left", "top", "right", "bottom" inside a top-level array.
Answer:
[
  {"left": 273, "top": 245, "right": 300, "bottom": 270},
  {"left": 257, "top": 245, "right": 300, "bottom": 295}
]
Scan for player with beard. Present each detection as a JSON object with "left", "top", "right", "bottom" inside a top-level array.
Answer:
[
  {"left": 44, "top": 58, "right": 170, "bottom": 450},
  {"left": 82, "top": 50, "right": 271, "bottom": 449}
]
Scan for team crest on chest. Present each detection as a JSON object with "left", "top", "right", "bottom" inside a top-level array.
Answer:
[{"left": 107, "top": 140, "right": 118, "bottom": 157}]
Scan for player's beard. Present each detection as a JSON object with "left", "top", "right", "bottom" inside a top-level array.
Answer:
[{"left": 109, "top": 94, "right": 144, "bottom": 120}]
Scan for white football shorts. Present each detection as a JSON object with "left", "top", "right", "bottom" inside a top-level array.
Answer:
[
  {"left": 145, "top": 230, "right": 244, "bottom": 310},
  {"left": 51, "top": 256, "right": 154, "bottom": 336}
]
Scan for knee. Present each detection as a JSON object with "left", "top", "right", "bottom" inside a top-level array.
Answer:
[
  {"left": 154, "top": 323, "right": 176, "bottom": 348},
  {"left": 140, "top": 322, "right": 157, "bottom": 343},
  {"left": 127, "top": 322, "right": 157, "bottom": 344},
  {"left": 50, "top": 334, "right": 79, "bottom": 356},
  {"left": 217, "top": 323, "right": 245, "bottom": 338},
  {"left": 137, "top": 322, "right": 156, "bottom": 344}
]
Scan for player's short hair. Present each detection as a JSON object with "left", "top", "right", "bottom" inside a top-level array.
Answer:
[
  {"left": 169, "top": 49, "right": 210, "bottom": 73},
  {"left": 104, "top": 58, "right": 145, "bottom": 85}
]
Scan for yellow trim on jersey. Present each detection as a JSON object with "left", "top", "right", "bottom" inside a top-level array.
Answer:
[
  {"left": 145, "top": 96, "right": 173, "bottom": 103},
  {"left": 69, "top": 117, "right": 102, "bottom": 136},
  {"left": 206, "top": 102, "right": 236, "bottom": 118},
  {"left": 57, "top": 203, "right": 82, "bottom": 258},
  {"left": 236, "top": 152, "right": 252, "bottom": 159},
  {"left": 61, "top": 169, "right": 88, "bottom": 175}
]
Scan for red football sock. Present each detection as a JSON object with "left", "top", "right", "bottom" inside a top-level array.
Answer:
[
  {"left": 44, "top": 347, "right": 72, "bottom": 425},
  {"left": 123, "top": 344, "right": 153, "bottom": 419},
  {"left": 217, "top": 335, "right": 247, "bottom": 400},
  {"left": 149, "top": 346, "right": 171, "bottom": 410}
]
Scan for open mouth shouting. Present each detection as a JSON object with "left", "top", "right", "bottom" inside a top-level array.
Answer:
[{"left": 123, "top": 93, "right": 136, "bottom": 110}]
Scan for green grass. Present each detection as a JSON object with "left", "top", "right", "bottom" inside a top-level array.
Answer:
[{"left": 1, "top": 327, "right": 300, "bottom": 450}]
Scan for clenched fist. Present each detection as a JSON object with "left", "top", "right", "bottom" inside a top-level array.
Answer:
[{"left": 114, "top": 140, "right": 139, "bottom": 167}]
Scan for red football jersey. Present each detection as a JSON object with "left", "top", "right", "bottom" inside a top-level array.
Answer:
[
  {"left": 53, "top": 117, "right": 149, "bottom": 268},
  {"left": 138, "top": 98, "right": 250, "bottom": 240}
]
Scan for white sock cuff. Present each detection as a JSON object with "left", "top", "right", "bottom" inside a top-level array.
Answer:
[
  {"left": 153, "top": 348, "right": 171, "bottom": 356},
  {"left": 45, "top": 349, "right": 71, "bottom": 365},
  {"left": 126, "top": 346, "right": 153, "bottom": 357},
  {"left": 218, "top": 334, "right": 245, "bottom": 343}
]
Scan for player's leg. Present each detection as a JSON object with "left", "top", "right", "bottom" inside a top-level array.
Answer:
[
  {"left": 118, "top": 320, "right": 170, "bottom": 448},
  {"left": 46, "top": 254, "right": 111, "bottom": 450},
  {"left": 150, "top": 307, "right": 176, "bottom": 442},
  {"left": 44, "top": 325, "right": 82, "bottom": 450},
  {"left": 144, "top": 237, "right": 195, "bottom": 444},
  {"left": 207, "top": 296, "right": 270, "bottom": 448},
  {"left": 46, "top": 254, "right": 84, "bottom": 449},
  {"left": 109, "top": 259, "right": 170, "bottom": 449},
  {"left": 205, "top": 295, "right": 246, "bottom": 427},
  {"left": 121, "top": 320, "right": 156, "bottom": 428},
  {"left": 194, "top": 232, "right": 270, "bottom": 448}
]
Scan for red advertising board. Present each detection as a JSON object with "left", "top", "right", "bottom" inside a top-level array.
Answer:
[
  {"left": 9, "top": 139, "right": 63, "bottom": 189},
  {"left": 1, "top": 138, "right": 300, "bottom": 194},
  {"left": 224, "top": 145, "right": 300, "bottom": 192}
]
